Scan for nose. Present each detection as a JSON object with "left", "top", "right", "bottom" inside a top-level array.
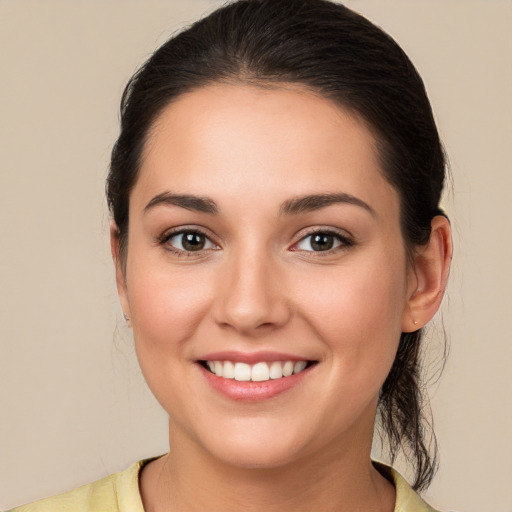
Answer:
[{"left": 213, "top": 249, "right": 291, "bottom": 336}]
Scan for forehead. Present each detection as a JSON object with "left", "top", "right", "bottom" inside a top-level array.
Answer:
[{"left": 134, "top": 83, "right": 398, "bottom": 218}]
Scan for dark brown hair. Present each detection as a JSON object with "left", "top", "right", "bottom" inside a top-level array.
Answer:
[{"left": 107, "top": 0, "right": 447, "bottom": 491}]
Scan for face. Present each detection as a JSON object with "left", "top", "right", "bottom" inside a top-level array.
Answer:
[{"left": 115, "top": 84, "right": 416, "bottom": 469}]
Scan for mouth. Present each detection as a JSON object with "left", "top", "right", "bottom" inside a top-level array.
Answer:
[{"left": 198, "top": 359, "right": 317, "bottom": 382}]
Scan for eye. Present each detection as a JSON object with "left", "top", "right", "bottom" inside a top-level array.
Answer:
[
  {"left": 164, "top": 230, "right": 217, "bottom": 252},
  {"left": 295, "top": 231, "right": 350, "bottom": 252}
]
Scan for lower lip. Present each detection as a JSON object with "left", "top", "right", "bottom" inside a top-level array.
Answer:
[{"left": 198, "top": 363, "right": 314, "bottom": 401}]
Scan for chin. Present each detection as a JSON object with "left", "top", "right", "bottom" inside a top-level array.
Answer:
[
  {"left": 210, "top": 443, "right": 302, "bottom": 470},
  {"left": 194, "top": 419, "right": 312, "bottom": 470}
]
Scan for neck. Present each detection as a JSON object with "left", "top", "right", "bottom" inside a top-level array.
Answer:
[{"left": 140, "top": 424, "right": 395, "bottom": 512}]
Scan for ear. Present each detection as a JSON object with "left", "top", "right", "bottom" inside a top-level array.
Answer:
[
  {"left": 110, "top": 221, "right": 131, "bottom": 325},
  {"left": 402, "top": 216, "right": 452, "bottom": 332}
]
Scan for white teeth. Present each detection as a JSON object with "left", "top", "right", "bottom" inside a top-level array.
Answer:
[
  {"left": 269, "top": 361, "right": 283, "bottom": 379},
  {"left": 283, "top": 361, "right": 294, "bottom": 377},
  {"left": 234, "top": 362, "right": 251, "bottom": 381},
  {"left": 223, "top": 360, "right": 235, "bottom": 379},
  {"left": 214, "top": 361, "right": 224, "bottom": 377},
  {"left": 293, "top": 361, "right": 307, "bottom": 374},
  {"left": 251, "top": 362, "right": 270, "bottom": 382},
  {"left": 206, "top": 360, "right": 310, "bottom": 381}
]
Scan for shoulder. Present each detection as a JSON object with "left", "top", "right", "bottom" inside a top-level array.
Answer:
[
  {"left": 374, "top": 461, "right": 441, "bottom": 512},
  {"left": 6, "top": 460, "right": 147, "bottom": 512}
]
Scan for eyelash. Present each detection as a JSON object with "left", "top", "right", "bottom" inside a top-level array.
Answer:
[
  {"left": 158, "top": 228, "right": 354, "bottom": 256},
  {"left": 158, "top": 228, "right": 218, "bottom": 257},
  {"left": 291, "top": 229, "right": 354, "bottom": 255}
]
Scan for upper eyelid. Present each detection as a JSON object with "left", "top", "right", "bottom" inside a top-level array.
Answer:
[
  {"left": 159, "top": 228, "right": 219, "bottom": 254},
  {"left": 294, "top": 226, "right": 354, "bottom": 242},
  {"left": 288, "top": 230, "right": 354, "bottom": 255},
  {"left": 158, "top": 227, "right": 216, "bottom": 248},
  {"left": 157, "top": 225, "right": 353, "bottom": 248},
  {"left": 159, "top": 226, "right": 215, "bottom": 242}
]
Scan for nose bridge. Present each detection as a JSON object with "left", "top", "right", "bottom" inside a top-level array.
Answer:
[{"left": 214, "top": 241, "right": 289, "bottom": 334}]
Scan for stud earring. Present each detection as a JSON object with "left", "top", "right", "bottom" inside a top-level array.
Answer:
[{"left": 413, "top": 319, "right": 419, "bottom": 326}]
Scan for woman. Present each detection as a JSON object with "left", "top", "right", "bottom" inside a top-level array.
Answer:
[{"left": 9, "top": 0, "right": 452, "bottom": 510}]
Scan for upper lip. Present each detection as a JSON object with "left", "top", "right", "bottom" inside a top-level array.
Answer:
[{"left": 198, "top": 350, "right": 315, "bottom": 364}]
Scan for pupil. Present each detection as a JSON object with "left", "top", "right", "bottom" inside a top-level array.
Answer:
[
  {"left": 183, "top": 233, "right": 205, "bottom": 251},
  {"left": 311, "top": 234, "right": 333, "bottom": 251}
]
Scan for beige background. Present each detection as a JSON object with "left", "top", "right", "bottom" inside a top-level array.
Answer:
[{"left": 1, "top": 0, "right": 511, "bottom": 510}]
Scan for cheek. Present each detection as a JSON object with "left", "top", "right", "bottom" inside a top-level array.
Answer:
[
  {"left": 294, "top": 255, "right": 408, "bottom": 375},
  {"left": 298, "top": 260, "right": 406, "bottom": 326},
  {"left": 126, "top": 256, "right": 214, "bottom": 354},
  {"left": 125, "top": 259, "right": 216, "bottom": 416}
]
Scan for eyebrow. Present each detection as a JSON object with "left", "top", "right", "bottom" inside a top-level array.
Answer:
[
  {"left": 143, "top": 191, "right": 375, "bottom": 217},
  {"left": 144, "top": 192, "right": 219, "bottom": 214},
  {"left": 280, "top": 193, "right": 375, "bottom": 216}
]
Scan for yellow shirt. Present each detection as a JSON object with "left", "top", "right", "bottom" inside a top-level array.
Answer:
[{"left": 8, "top": 459, "right": 440, "bottom": 511}]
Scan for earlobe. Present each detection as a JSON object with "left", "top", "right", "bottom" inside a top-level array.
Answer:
[
  {"left": 110, "top": 221, "right": 131, "bottom": 324},
  {"left": 402, "top": 216, "right": 452, "bottom": 332}
]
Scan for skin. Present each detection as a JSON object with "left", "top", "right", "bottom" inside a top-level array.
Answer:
[{"left": 111, "top": 84, "right": 452, "bottom": 511}]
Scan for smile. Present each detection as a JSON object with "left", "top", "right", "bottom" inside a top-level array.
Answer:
[{"left": 202, "top": 360, "right": 312, "bottom": 382}]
